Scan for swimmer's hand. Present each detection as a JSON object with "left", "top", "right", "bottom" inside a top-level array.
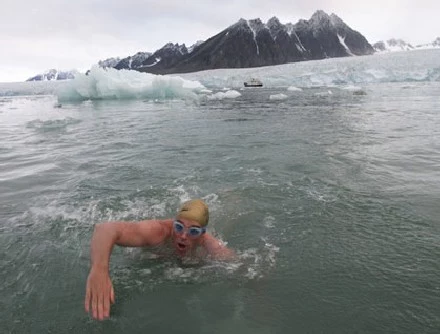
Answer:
[{"left": 85, "top": 267, "right": 114, "bottom": 320}]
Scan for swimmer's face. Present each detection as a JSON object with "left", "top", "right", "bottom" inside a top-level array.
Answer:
[{"left": 171, "top": 218, "right": 205, "bottom": 256}]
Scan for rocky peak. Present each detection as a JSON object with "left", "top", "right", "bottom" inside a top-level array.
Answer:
[
  {"left": 373, "top": 38, "right": 414, "bottom": 52},
  {"left": 188, "top": 40, "right": 205, "bottom": 53},
  {"left": 247, "top": 18, "right": 266, "bottom": 34},
  {"left": 161, "top": 43, "right": 188, "bottom": 54},
  {"left": 309, "top": 10, "right": 332, "bottom": 30},
  {"left": 267, "top": 16, "right": 281, "bottom": 27},
  {"left": 293, "top": 19, "right": 310, "bottom": 31},
  {"left": 98, "top": 57, "right": 121, "bottom": 68},
  {"left": 112, "top": 51, "right": 152, "bottom": 70},
  {"left": 285, "top": 23, "right": 295, "bottom": 36},
  {"left": 26, "top": 69, "right": 76, "bottom": 81},
  {"left": 388, "top": 38, "right": 413, "bottom": 48},
  {"left": 130, "top": 11, "right": 375, "bottom": 74},
  {"left": 267, "top": 17, "right": 285, "bottom": 39},
  {"left": 231, "top": 18, "right": 249, "bottom": 31},
  {"left": 373, "top": 41, "right": 387, "bottom": 52},
  {"left": 329, "top": 14, "right": 346, "bottom": 29}
]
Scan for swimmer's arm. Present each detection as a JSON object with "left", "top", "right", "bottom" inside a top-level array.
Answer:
[
  {"left": 89, "top": 220, "right": 170, "bottom": 271},
  {"left": 85, "top": 220, "right": 170, "bottom": 320},
  {"left": 90, "top": 220, "right": 170, "bottom": 265},
  {"left": 201, "top": 233, "right": 236, "bottom": 261}
]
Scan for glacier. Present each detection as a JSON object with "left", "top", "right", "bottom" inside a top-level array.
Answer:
[{"left": 1, "top": 48, "right": 439, "bottom": 101}]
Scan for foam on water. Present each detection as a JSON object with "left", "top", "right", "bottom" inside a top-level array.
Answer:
[{"left": 112, "top": 238, "right": 280, "bottom": 289}]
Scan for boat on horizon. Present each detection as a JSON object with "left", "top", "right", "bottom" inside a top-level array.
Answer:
[{"left": 244, "top": 78, "right": 263, "bottom": 87}]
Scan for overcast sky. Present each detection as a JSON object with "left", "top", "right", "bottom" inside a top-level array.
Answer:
[{"left": 1, "top": 0, "right": 439, "bottom": 82}]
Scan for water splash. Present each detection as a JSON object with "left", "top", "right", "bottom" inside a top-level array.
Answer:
[{"left": 112, "top": 238, "right": 280, "bottom": 289}]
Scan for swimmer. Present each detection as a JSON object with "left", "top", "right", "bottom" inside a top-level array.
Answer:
[{"left": 84, "top": 199, "right": 235, "bottom": 320}]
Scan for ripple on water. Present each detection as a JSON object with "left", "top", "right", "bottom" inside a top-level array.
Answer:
[{"left": 25, "top": 117, "right": 81, "bottom": 132}]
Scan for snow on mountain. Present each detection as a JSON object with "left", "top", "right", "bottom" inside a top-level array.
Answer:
[
  {"left": 338, "top": 34, "right": 355, "bottom": 56},
  {"left": 130, "top": 52, "right": 152, "bottom": 67},
  {"left": 114, "top": 52, "right": 152, "bottom": 70},
  {"left": 415, "top": 37, "right": 440, "bottom": 49},
  {"left": 26, "top": 69, "right": 77, "bottom": 81},
  {"left": 142, "top": 57, "right": 161, "bottom": 67},
  {"left": 374, "top": 37, "right": 440, "bottom": 53},
  {"left": 188, "top": 40, "right": 205, "bottom": 53},
  {"left": 98, "top": 57, "right": 121, "bottom": 68},
  {"left": 96, "top": 52, "right": 153, "bottom": 71},
  {"left": 135, "top": 10, "right": 373, "bottom": 75},
  {"left": 26, "top": 10, "right": 377, "bottom": 80},
  {"left": 247, "top": 19, "right": 265, "bottom": 55},
  {"left": 267, "top": 17, "right": 284, "bottom": 40},
  {"left": 373, "top": 39, "right": 414, "bottom": 52},
  {"left": 161, "top": 42, "right": 188, "bottom": 55},
  {"left": 247, "top": 18, "right": 266, "bottom": 35}
]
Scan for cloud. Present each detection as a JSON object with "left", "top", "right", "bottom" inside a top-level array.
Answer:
[{"left": 1, "top": 0, "right": 439, "bottom": 81}]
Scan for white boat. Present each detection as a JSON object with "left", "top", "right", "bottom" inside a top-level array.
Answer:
[{"left": 244, "top": 78, "right": 263, "bottom": 87}]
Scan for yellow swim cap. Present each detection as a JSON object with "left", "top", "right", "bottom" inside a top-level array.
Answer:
[{"left": 176, "top": 199, "right": 209, "bottom": 227}]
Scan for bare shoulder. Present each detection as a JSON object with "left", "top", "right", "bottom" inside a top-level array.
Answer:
[
  {"left": 200, "top": 233, "right": 236, "bottom": 261},
  {"left": 112, "top": 219, "right": 172, "bottom": 247},
  {"left": 136, "top": 219, "right": 173, "bottom": 245}
]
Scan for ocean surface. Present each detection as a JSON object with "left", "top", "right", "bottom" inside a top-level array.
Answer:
[{"left": 1, "top": 49, "right": 440, "bottom": 333}]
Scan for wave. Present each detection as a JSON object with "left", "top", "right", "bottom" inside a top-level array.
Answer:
[{"left": 25, "top": 117, "right": 81, "bottom": 131}]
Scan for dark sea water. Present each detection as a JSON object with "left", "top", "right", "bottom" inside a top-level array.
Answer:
[{"left": 1, "top": 50, "right": 440, "bottom": 333}]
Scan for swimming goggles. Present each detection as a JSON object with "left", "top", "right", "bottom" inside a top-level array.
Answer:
[{"left": 173, "top": 220, "right": 206, "bottom": 238}]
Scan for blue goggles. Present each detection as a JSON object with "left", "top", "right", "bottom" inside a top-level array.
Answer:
[{"left": 173, "top": 220, "right": 206, "bottom": 238}]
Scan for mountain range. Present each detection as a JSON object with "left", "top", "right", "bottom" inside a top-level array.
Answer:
[
  {"left": 117, "top": 10, "right": 375, "bottom": 75},
  {"left": 26, "top": 69, "right": 77, "bottom": 81},
  {"left": 373, "top": 37, "right": 440, "bottom": 52},
  {"left": 26, "top": 10, "right": 440, "bottom": 81}
]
